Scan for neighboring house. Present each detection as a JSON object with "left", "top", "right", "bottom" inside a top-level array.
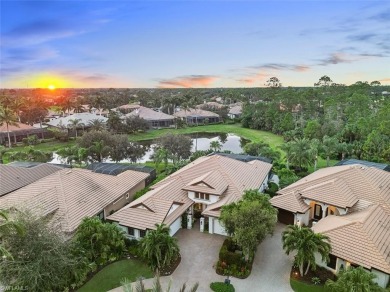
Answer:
[
  {"left": 173, "top": 108, "right": 220, "bottom": 124},
  {"left": 0, "top": 123, "right": 46, "bottom": 146},
  {"left": 270, "top": 164, "right": 390, "bottom": 288},
  {"left": 195, "top": 101, "right": 225, "bottom": 110},
  {"left": 0, "top": 162, "right": 63, "bottom": 196},
  {"left": 228, "top": 105, "right": 242, "bottom": 119},
  {"left": 45, "top": 112, "right": 108, "bottom": 129},
  {"left": 335, "top": 159, "right": 390, "bottom": 172},
  {"left": 0, "top": 168, "right": 150, "bottom": 236},
  {"left": 124, "top": 106, "right": 175, "bottom": 128},
  {"left": 107, "top": 154, "right": 272, "bottom": 239},
  {"left": 114, "top": 104, "right": 141, "bottom": 114}
]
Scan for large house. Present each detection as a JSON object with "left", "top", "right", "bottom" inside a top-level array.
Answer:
[
  {"left": 270, "top": 164, "right": 390, "bottom": 287},
  {"left": 107, "top": 154, "right": 272, "bottom": 239},
  {"left": 45, "top": 112, "right": 108, "bottom": 129},
  {"left": 173, "top": 108, "right": 220, "bottom": 125},
  {"left": 0, "top": 168, "right": 150, "bottom": 236},
  {"left": 123, "top": 106, "right": 175, "bottom": 128},
  {"left": 0, "top": 123, "right": 47, "bottom": 146}
]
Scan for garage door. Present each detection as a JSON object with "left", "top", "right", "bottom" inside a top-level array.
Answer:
[
  {"left": 214, "top": 219, "right": 228, "bottom": 236},
  {"left": 169, "top": 216, "right": 182, "bottom": 236},
  {"left": 278, "top": 208, "right": 294, "bottom": 225}
]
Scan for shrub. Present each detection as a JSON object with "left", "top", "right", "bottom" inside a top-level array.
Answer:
[
  {"left": 311, "top": 277, "right": 321, "bottom": 285},
  {"left": 210, "top": 282, "right": 235, "bottom": 292},
  {"left": 265, "top": 182, "right": 279, "bottom": 197}
]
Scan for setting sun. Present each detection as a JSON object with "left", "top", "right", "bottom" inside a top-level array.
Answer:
[{"left": 48, "top": 84, "right": 56, "bottom": 90}]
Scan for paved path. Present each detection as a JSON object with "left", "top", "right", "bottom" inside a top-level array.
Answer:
[{"left": 110, "top": 223, "right": 292, "bottom": 292}]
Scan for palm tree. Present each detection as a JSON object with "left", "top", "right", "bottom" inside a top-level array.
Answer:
[
  {"left": 0, "top": 106, "right": 19, "bottom": 148},
  {"left": 67, "top": 118, "right": 84, "bottom": 138},
  {"left": 0, "top": 210, "right": 24, "bottom": 258},
  {"left": 89, "top": 141, "right": 111, "bottom": 162},
  {"left": 209, "top": 140, "right": 222, "bottom": 152},
  {"left": 310, "top": 138, "right": 321, "bottom": 172},
  {"left": 88, "top": 119, "right": 106, "bottom": 131},
  {"left": 326, "top": 267, "right": 383, "bottom": 292},
  {"left": 322, "top": 135, "right": 339, "bottom": 166},
  {"left": 282, "top": 225, "right": 331, "bottom": 277},
  {"left": 289, "top": 138, "right": 313, "bottom": 171},
  {"left": 57, "top": 146, "right": 80, "bottom": 166},
  {"left": 153, "top": 147, "right": 170, "bottom": 170},
  {"left": 140, "top": 223, "right": 180, "bottom": 273},
  {"left": 280, "top": 141, "right": 294, "bottom": 169}
]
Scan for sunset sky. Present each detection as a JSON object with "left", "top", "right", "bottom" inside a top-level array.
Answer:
[{"left": 1, "top": 1, "right": 389, "bottom": 88}]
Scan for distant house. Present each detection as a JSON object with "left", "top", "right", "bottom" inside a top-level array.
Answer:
[
  {"left": 0, "top": 162, "right": 63, "bottom": 196},
  {"left": 0, "top": 123, "right": 46, "bottom": 146},
  {"left": 114, "top": 104, "right": 141, "bottom": 115},
  {"left": 0, "top": 168, "right": 150, "bottom": 236},
  {"left": 173, "top": 108, "right": 220, "bottom": 125},
  {"left": 124, "top": 106, "right": 175, "bottom": 128},
  {"left": 195, "top": 101, "right": 225, "bottom": 110},
  {"left": 228, "top": 105, "right": 242, "bottom": 119},
  {"left": 270, "top": 164, "right": 390, "bottom": 288},
  {"left": 107, "top": 154, "right": 272, "bottom": 239},
  {"left": 45, "top": 112, "right": 108, "bottom": 129}
]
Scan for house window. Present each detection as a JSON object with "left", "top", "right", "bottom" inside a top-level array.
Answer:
[
  {"left": 128, "top": 228, "right": 135, "bottom": 236},
  {"left": 126, "top": 193, "right": 130, "bottom": 199},
  {"left": 195, "top": 193, "right": 210, "bottom": 200},
  {"left": 314, "top": 204, "right": 322, "bottom": 220},
  {"left": 327, "top": 254, "right": 337, "bottom": 269},
  {"left": 139, "top": 230, "right": 146, "bottom": 238}
]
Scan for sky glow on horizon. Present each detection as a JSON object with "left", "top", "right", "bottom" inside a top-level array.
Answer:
[{"left": 1, "top": 1, "right": 389, "bottom": 88}]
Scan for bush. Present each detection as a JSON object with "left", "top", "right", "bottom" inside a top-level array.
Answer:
[
  {"left": 210, "top": 282, "right": 235, "bottom": 292},
  {"left": 265, "top": 182, "right": 279, "bottom": 197},
  {"left": 216, "top": 238, "right": 249, "bottom": 278}
]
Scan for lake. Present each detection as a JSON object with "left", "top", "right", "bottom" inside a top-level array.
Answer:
[{"left": 50, "top": 132, "right": 249, "bottom": 164}]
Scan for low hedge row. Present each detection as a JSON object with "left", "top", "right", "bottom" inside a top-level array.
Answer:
[{"left": 210, "top": 282, "right": 235, "bottom": 292}]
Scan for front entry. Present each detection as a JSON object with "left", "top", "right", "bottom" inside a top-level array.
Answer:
[{"left": 313, "top": 204, "right": 323, "bottom": 220}]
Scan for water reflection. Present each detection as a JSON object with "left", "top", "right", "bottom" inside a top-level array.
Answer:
[{"left": 50, "top": 133, "right": 249, "bottom": 164}]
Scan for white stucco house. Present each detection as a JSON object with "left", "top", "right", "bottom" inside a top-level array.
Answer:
[
  {"left": 107, "top": 154, "right": 273, "bottom": 238},
  {"left": 270, "top": 164, "right": 390, "bottom": 288}
]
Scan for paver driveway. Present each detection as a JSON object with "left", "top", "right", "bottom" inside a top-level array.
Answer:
[{"left": 110, "top": 223, "right": 292, "bottom": 292}]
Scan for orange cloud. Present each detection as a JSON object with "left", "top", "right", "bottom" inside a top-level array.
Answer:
[
  {"left": 158, "top": 75, "right": 218, "bottom": 88},
  {"left": 237, "top": 72, "right": 269, "bottom": 84}
]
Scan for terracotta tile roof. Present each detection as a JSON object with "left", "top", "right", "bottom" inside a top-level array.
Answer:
[
  {"left": 0, "top": 168, "right": 149, "bottom": 233},
  {"left": 108, "top": 155, "right": 272, "bottom": 229},
  {"left": 173, "top": 108, "right": 219, "bottom": 118},
  {"left": 125, "top": 106, "right": 174, "bottom": 121},
  {"left": 270, "top": 191, "right": 310, "bottom": 213},
  {"left": 0, "top": 163, "right": 63, "bottom": 196},
  {"left": 0, "top": 122, "right": 42, "bottom": 132},
  {"left": 182, "top": 170, "right": 228, "bottom": 195},
  {"left": 312, "top": 204, "right": 390, "bottom": 273},
  {"left": 272, "top": 165, "right": 390, "bottom": 213}
]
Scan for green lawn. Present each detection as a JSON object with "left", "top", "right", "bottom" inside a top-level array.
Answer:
[
  {"left": 128, "top": 123, "right": 284, "bottom": 148},
  {"left": 77, "top": 259, "right": 153, "bottom": 292},
  {"left": 290, "top": 279, "right": 326, "bottom": 292}
]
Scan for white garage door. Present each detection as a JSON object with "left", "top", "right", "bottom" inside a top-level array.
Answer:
[
  {"left": 213, "top": 219, "right": 228, "bottom": 236},
  {"left": 169, "top": 216, "right": 182, "bottom": 236}
]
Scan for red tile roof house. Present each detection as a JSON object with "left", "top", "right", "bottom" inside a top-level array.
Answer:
[
  {"left": 270, "top": 164, "right": 390, "bottom": 288},
  {"left": 0, "top": 123, "right": 46, "bottom": 146},
  {"left": 107, "top": 154, "right": 272, "bottom": 239},
  {"left": 0, "top": 168, "right": 150, "bottom": 237}
]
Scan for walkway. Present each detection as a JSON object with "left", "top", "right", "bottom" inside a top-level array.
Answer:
[{"left": 110, "top": 223, "right": 292, "bottom": 292}]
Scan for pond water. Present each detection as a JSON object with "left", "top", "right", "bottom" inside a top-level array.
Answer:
[{"left": 50, "top": 133, "right": 249, "bottom": 164}]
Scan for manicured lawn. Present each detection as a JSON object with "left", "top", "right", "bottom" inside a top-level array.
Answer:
[
  {"left": 290, "top": 278, "right": 326, "bottom": 292},
  {"left": 128, "top": 123, "right": 284, "bottom": 148},
  {"left": 77, "top": 259, "right": 153, "bottom": 292}
]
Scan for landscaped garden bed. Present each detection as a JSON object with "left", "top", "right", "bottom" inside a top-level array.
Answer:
[
  {"left": 215, "top": 238, "right": 253, "bottom": 279},
  {"left": 290, "top": 265, "right": 335, "bottom": 291},
  {"left": 210, "top": 281, "right": 235, "bottom": 292}
]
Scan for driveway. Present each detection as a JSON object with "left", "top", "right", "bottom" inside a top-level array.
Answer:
[{"left": 110, "top": 223, "right": 292, "bottom": 292}]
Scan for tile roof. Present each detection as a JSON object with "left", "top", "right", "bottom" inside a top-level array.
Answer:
[
  {"left": 125, "top": 106, "right": 174, "bottom": 121},
  {"left": 45, "top": 113, "right": 108, "bottom": 128},
  {"left": 0, "top": 122, "right": 40, "bottom": 132},
  {"left": 0, "top": 168, "right": 149, "bottom": 233},
  {"left": 228, "top": 105, "right": 242, "bottom": 115},
  {"left": 182, "top": 170, "right": 228, "bottom": 195},
  {"left": 271, "top": 165, "right": 390, "bottom": 213},
  {"left": 335, "top": 159, "right": 390, "bottom": 172},
  {"left": 312, "top": 204, "right": 390, "bottom": 273},
  {"left": 0, "top": 163, "right": 63, "bottom": 196},
  {"left": 173, "top": 108, "right": 219, "bottom": 118},
  {"left": 108, "top": 155, "right": 272, "bottom": 229}
]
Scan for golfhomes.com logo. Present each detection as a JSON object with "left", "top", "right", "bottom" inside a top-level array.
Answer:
[{"left": 1, "top": 286, "right": 28, "bottom": 291}]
